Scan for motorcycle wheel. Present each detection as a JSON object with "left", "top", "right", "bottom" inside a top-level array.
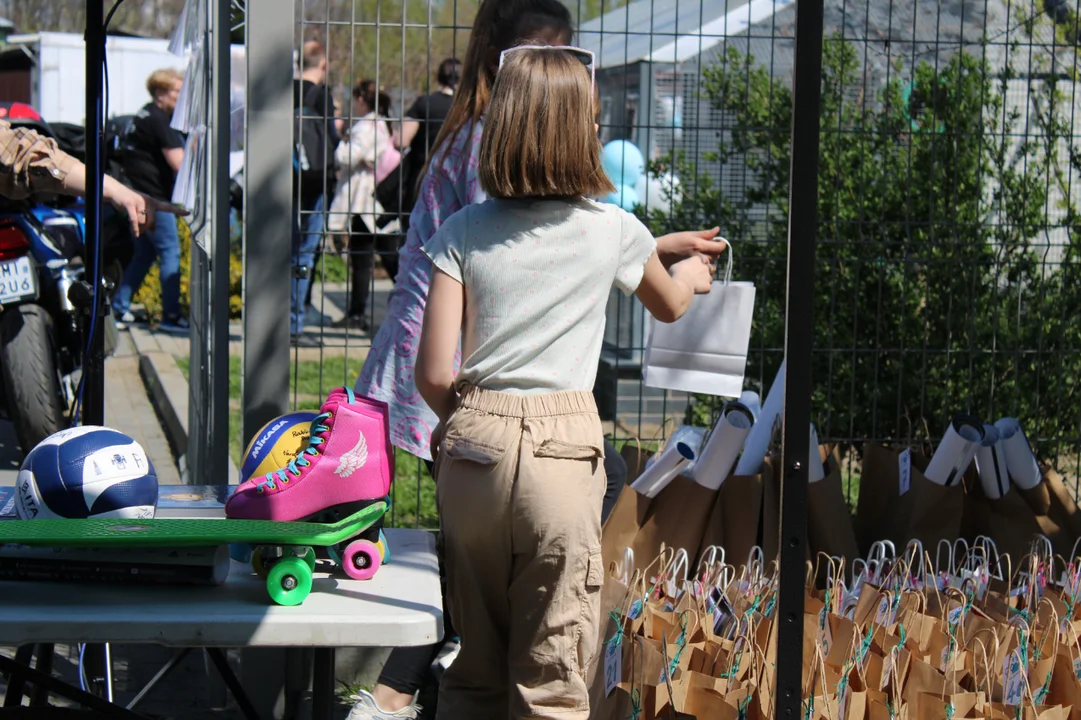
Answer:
[{"left": 0, "top": 305, "right": 67, "bottom": 456}]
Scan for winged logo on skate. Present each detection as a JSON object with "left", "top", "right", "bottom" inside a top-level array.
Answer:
[{"left": 334, "top": 432, "right": 369, "bottom": 478}]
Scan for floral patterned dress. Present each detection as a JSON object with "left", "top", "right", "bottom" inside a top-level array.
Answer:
[{"left": 354, "top": 121, "right": 483, "bottom": 461}]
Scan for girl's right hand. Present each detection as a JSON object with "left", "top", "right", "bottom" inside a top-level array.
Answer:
[{"left": 670, "top": 254, "right": 713, "bottom": 294}]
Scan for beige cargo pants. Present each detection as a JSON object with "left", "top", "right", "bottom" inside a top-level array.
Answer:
[{"left": 433, "top": 385, "right": 607, "bottom": 720}]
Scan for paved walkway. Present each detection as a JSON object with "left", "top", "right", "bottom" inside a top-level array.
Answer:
[
  {"left": 145, "top": 280, "right": 392, "bottom": 363},
  {"left": 0, "top": 332, "right": 181, "bottom": 488}
]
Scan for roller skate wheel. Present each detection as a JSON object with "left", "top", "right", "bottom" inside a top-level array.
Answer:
[
  {"left": 376, "top": 530, "right": 390, "bottom": 564},
  {"left": 252, "top": 547, "right": 271, "bottom": 580},
  {"left": 342, "top": 539, "right": 382, "bottom": 581},
  {"left": 266, "top": 556, "right": 313, "bottom": 606}
]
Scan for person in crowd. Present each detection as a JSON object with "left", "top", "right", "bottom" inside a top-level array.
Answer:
[
  {"left": 292, "top": 40, "right": 340, "bottom": 347},
  {"left": 392, "top": 57, "right": 462, "bottom": 233},
  {"left": 416, "top": 45, "right": 712, "bottom": 719},
  {"left": 347, "top": 2, "right": 725, "bottom": 718},
  {"left": 327, "top": 80, "right": 400, "bottom": 333},
  {"left": 112, "top": 68, "right": 188, "bottom": 334},
  {"left": 0, "top": 119, "right": 181, "bottom": 236}
]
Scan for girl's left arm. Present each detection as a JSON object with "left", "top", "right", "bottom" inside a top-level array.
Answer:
[{"left": 416, "top": 267, "right": 464, "bottom": 424}]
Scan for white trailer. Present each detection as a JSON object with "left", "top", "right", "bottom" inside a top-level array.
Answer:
[{"left": 6, "top": 31, "right": 189, "bottom": 125}]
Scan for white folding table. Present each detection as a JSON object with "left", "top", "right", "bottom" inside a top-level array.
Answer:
[{"left": 0, "top": 528, "right": 443, "bottom": 720}]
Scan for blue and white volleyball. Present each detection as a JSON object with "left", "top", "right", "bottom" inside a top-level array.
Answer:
[{"left": 15, "top": 426, "right": 159, "bottom": 520}]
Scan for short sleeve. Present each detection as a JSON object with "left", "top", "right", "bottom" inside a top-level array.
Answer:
[
  {"left": 422, "top": 206, "right": 468, "bottom": 284},
  {"left": 154, "top": 113, "right": 184, "bottom": 150},
  {"left": 614, "top": 209, "right": 657, "bottom": 295},
  {"left": 405, "top": 96, "right": 427, "bottom": 120}
]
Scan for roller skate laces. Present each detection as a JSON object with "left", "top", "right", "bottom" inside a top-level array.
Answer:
[{"left": 255, "top": 411, "right": 332, "bottom": 493}]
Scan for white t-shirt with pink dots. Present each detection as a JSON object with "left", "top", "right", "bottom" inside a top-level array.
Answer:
[{"left": 422, "top": 196, "right": 657, "bottom": 395}]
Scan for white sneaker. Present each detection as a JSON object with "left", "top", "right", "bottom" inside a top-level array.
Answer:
[
  {"left": 345, "top": 690, "right": 421, "bottom": 720},
  {"left": 114, "top": 311, "right": 135, "bottom": 330}
]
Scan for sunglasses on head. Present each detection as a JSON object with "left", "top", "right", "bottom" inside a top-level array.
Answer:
[{"left": 498, "top": 44, "right": 596, "bottom": 92}]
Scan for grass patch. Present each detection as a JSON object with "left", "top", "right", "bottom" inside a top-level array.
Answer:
[
  {"left": 176, "top": 355, "right": 366, "bottom": 400},
  {"left": 314, "top": 253, "right": 348, "bottom": 284}
]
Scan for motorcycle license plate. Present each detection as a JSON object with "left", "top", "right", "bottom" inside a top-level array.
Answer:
[{"left": 0, "top": 257, "right": 36, "bottom": 305}]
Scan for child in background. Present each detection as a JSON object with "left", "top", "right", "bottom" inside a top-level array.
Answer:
[{"left": 416, "top": 46, "right": 714, "bottom": 720}]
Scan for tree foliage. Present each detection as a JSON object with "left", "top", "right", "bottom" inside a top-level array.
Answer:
[{"left": 650, "top": 36, "right": 1080, "bottom": 462}]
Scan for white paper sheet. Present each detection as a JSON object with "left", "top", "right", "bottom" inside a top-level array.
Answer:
[
  {"left": 629, "top": 441, "right": 696, "bottom": 498},
  {"left": 735, "top": 361, "right": 786, "bottom": 475},
  {"left": 994, "top": 417, "right": 1042, "bottom": 490},
  {"left": 924, "top": 415, "right": 984, "bottom": 487},
  {"left": 808, "top": 424, "right": 826, "bottom": 483},
  {"left": 691, "top": 402, "right": 754, "bottom": 490},
  {"left": 975, "top": 424, "right": 1009, "bottom": 500}
]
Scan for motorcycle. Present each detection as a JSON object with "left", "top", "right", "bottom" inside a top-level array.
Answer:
[{"left": 0, "top": 104, "right": 130, "bottom": 454}]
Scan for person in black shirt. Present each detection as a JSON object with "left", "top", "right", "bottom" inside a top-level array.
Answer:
[
  {"left": 292, "top": 40, "right": 339, "bottom": 347},
  {"left": 113, "top": 68, "right": 188, "bottom": 334},
  {"left": 392, "top": 58, "right": 460, "bottom": 232}
]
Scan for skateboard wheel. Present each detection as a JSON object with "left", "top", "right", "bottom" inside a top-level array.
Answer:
[
  {"left": 342, "top": 539, "right": 382, "bottom": 581},
  {"left": 267, "top": 557, "right": 312, "bottom": 606},
  {"left": 252, "top": 547, "right": 271, "bottom": 580}
]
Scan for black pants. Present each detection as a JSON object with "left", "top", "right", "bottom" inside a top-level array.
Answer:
[
  {"left": 346, "top": 216, "right": 401, "bottom": 319},
  {"left": 376, "top": 441, "right": 628, "bottom": 696}
]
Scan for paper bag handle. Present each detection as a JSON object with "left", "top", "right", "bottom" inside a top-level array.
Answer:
[{"left": 722, "top": 236, "right": 734, "bottom": 284}]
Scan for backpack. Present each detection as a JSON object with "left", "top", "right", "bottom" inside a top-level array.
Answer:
[
  {"left": 294, "top": 85, "right": 335, "bottom": 194},
  {"left": 374, "top": 147, "right": 411, "bottom": 229}
]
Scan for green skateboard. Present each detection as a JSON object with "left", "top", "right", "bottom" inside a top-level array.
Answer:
[{"left": 0, "top": 500, "right": 389, "bottom": 606}]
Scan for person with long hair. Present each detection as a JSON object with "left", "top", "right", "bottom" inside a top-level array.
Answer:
[
  {"left": 417, "top": 45, "right": 712, "bottom": 718},
  {"left": 348, "top": 2, "right": 725, "bottom": 717}
]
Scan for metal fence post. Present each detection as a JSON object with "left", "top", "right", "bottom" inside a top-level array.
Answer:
[
  {"left": 241, "top": 0, "right": 293, "bottom": 447},
  {"left": 775, "top": 0, "right": 825, "bottom": 717},
  {"left": 83, "top": 0, "right": 105, "bottom": 426},
  {"left": 185, "top": 0, "right": 233, "bottom": 484}
]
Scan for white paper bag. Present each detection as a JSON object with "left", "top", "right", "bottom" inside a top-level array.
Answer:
[{"left": 641, "top": 241, "right": 755, "bottom": 398}]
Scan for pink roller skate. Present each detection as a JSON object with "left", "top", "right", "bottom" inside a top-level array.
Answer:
[{"left": 227, "top": 388, "right": 394, "bottom": 579}]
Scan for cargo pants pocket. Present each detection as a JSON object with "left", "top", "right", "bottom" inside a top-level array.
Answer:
[{"left": 575, "top": 550, "right": 605, "bottom": 677}]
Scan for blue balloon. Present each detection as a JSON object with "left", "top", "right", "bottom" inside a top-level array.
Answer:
[
  {"left": 604, "top": 185, "right": 639, "bottom": 211},
  {"left": 602, "top": 140, "right": 645, "bottom": 187}
]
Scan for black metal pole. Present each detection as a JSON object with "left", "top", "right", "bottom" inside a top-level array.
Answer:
[
  {"left": 774, "top": 0, "right": 825, "bottom": 717},
  {"left": 83, "top": 0, "right": 106, "bottom": 426}
]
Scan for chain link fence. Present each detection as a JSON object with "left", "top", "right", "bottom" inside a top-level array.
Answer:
[{"left": 256, "top": 0, "right": 1081, "bottom": 528}]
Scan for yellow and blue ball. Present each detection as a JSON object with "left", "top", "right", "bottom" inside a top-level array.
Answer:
[{"left": 240, "top": 412, "right": 319, "bottom": 482}]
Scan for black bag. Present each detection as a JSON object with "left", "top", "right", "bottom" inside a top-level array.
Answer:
[
  {"left": 293, "top": 86, "right": 335, "bottom": 194},
  {"left": 373, "top": 148, "right": 410, "bottom": 229}
]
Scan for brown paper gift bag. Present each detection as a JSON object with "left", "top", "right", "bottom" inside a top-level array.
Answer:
[
  {"left": 632, "top": 475, "right": 718, "bottom": 566},
  {"left": 859, "top": 444, "right": 964, "bottom": 552},
  {"left": 601, "top": 444, "right": 658, "bottom": 572},
  {"left": 808, "top": 445, "right": 861, "bottom": 563},
  {"left": 856, "top": 443, "right": 906, "bottom": 555},
  {"left": 1043, "top": 466, "right": 1081, "bottom": 541},
  {"left": 964, "top": 479, "right": 1046, "bottom": 568},
  {"left": 1047, "top": 651, "right": 1081, "bottom": 720},
  {"left": 602, "top": 486, "right": 653, "bottom": 574},
  {"left": 696, "top": 462, "right": 768, "bottom": 571},
  {"left": 763, "top": 453, "right": 782, "bottom": 562}
]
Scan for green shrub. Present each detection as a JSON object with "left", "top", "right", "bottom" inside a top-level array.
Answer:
[
  {"left": 649, "top": 37, "right": 1079, "bottom": 464},
  {"left": 135, "top": 220, "right": 244, "bottom": 320}
]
